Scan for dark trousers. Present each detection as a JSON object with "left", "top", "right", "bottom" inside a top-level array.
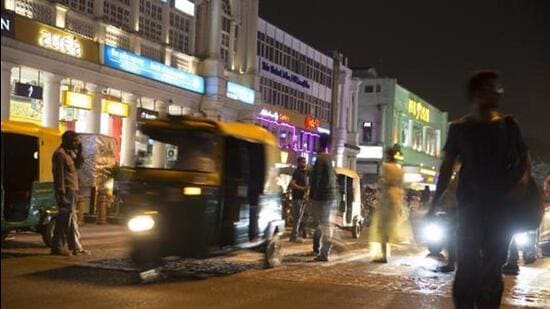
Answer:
[
  {"left": 453, "top": 203, "right": 511, "bottom": 309},
  {"left": 52, "top": 190, "right": 83, "bottom": 252}
]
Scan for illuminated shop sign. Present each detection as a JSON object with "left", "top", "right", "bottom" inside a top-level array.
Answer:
[
  {"left": 261, "top": 61, "right": 311, "bottom": 89},
  {"left": 1, "top": 11, "right": 14, "bottom": 38},
  {"left": 408, "top": 98, "right": 430, "bottom": 123},
  {"left": 14, "top": 82, "right": 43, "bottom": 100},
  {"left": 175, "top": 0, "right": 195, "bottom": 16},
  {"left": 62, "top": 91, "right": 93, "bottom": 110},
  {"left": 102, "top": 99, "right": 129, "bottom": 117},
  {"left": 227, "top": 82, "right": 255, "bottom": 104},
  {"left": 13, "top": 15, "right": 98, "bottom": 62},
  {"left": 304, "top": 115, "right": 320, "bottom": 131},
  {"left": 357, "top": 146, "right": 384, "bottom": 159},
  {"left": 137, "top": 108, "right": 159, "bottom": 120},
  {"left": 103, "top": 45, "right": 205, "bottom": 94},
  {"left": 9, "top": 100, "right": 42, "bottom": 125},
  {"left": 258, "top": 108, "right": 289, "bottom": 123}
]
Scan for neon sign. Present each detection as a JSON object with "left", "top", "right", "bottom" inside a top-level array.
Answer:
[
  {"left": 38, "top": 30, "right": 82, "bottom": 58},
  {"left": 305, "top": 115, "right": 320, "bottom": 131},
  {"left": 408, "top": 98, "right": 430, "bottom": 123}
]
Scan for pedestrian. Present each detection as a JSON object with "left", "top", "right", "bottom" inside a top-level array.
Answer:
[
  {"left": 421, "top": 185, "right": 431, "bottom": 208},
  {"left": 289, "top": 157, "right": 308, "bottom": 243},
  {"left": 309, "top": 134, "right": 337, "bottom": 262},
  {"left": 51, "top": 131, "right": 90, "bottom": 256},
  {"left": 431, "top": 71, "right": 530, "bottom": 308},
  {"left": 370, "top": 145, "right": 404, "bottom": 263}
]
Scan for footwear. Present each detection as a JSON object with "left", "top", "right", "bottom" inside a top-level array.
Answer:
[
  {"left": 51, "top": 249, "right": 72, "bottom": 256},
  {"left": 436, "top": 264, "right": 455, "bottom": 273},
  {"left": 312, "top": 250, "right": 320, "bottom": 256},
  {"left": 313, "top": 255, "right": 329, "bottom": 262},
  {"left": 372, "top": 257, "right": 388, "bottom": 263},
  {"left": 502, "top": 263, "right": 519, "bottom": 275},
  {"left": 72, "top": 249, "right": 91, "bottom": 256}
]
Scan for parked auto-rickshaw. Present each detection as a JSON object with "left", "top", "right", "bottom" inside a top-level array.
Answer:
[
  {"left": 1, "top": 120, "right": 60, "bottom": 245},
  {"left": 335, "top": 167, "right": 365, "bottom": 239},
  {"left": 115, "top": 117, "right": 285, "bottom": 268}
]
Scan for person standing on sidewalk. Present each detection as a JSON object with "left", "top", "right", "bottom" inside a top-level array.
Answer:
[
  {"left": 289, "top": 157, "right": 308, "bottom": 243},
  {"left": 309, "top": 135, "right": 337, "bottom": 262},
  {"left": 431, "top": 71, "right": 530, "bottom": 308},
  {"left": 51, "top": 131, "right": 90, "bottom": 256}
]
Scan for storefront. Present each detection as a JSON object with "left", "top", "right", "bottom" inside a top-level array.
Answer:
[{"left": 255, "top": 106, "right": 329, "bottom": 166}]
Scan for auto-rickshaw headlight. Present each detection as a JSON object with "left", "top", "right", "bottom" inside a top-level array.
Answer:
[
  {"left": 128, "top": 215, "right": 155, "bottom": 232},
  {"left": 423, "top": 223, "right": 444, "bottom": 243},
  {"left": 514, "top": 232, "right": 530, "bottom": 247}
]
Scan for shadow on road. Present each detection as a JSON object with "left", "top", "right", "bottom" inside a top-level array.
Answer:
[{"left": 26, "top": 265, "right": 143, "bottom": 286}]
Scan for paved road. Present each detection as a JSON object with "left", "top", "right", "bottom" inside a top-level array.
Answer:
[{"left": 2, "top": 224, "right": 549, "bottom": 308}]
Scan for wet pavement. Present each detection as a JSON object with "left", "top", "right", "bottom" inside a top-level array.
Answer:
[{"left": 2, "top": 224, "right": 549, "bottom": 308}]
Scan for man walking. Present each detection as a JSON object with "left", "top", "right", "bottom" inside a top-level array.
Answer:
[
  {"left": 309, "top": 135, "right": 337, "bottom": 262},
  {"left": 51, "top": 131, "right": 90, "bottom": 256},
  {"left": 289, "top": 157, "right": 308, "bottom": 243},
  {"left": 431, "top": 71, "right": 530, "bottom": 308}
]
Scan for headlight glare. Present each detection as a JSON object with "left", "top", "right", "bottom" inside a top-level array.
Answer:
[
  {"left": 128, "top": 215, "right": 155, "bottom": 232},
  {"left": 423, "top": 223, "right": 444, "bottom": 243}
]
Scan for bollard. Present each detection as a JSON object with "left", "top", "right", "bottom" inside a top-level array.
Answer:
[{"left": 96, "top": 190, "right": 108, "bottom": 225}]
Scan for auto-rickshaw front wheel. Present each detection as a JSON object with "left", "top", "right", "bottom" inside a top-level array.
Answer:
[
  {"left": 264, "top": 234, "right": 282, "bottom": 268},
  {"left": 352, "top": 222, "right": 362, "bottom": 239}
]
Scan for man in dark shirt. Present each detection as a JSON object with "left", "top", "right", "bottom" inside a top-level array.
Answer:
[
  {"left": 431, "top": 71, "right": 529, "bottom": 308},
  {"left": 309, "top": 134, "right": 337, "bottom": 262},
  {"left": 289, "top": 157, "right": 308, "bottom": 242},
  {"left": 51, "top": 131, "right": 89, "bottom": 256}
]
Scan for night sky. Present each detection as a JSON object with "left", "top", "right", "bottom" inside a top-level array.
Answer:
[{"left": 259, "top": 0, "right": 550, "bottom": 156}]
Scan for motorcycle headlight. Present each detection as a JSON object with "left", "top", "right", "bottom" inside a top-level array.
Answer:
[
  {"left": 514, "top": 232, "right": 530, "bottom": 246},
  {"left": 128, "top": 215, "right": 155, "bottom": 232},
  {"left": 423, "top": 223, "right": 444, "bottom": 243}
]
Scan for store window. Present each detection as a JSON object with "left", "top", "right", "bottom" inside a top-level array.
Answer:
[
  {"left": 9, "top": 67, "right": 44, "bottom": 125},
  {"left": 399, "top": 116, "right": 410, "bottom": 147},
  {"left": 362, "top": 121, "right": 373, "bottom": 143},
  {"left": 425, "top": 127, "right": 439, "bottom": 157},
  {"left": 411, "top": 122, "right": 423, "bottom": 152}
]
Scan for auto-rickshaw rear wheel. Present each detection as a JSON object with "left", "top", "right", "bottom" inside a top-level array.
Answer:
[
  {"left": 264, "top": 234, "right": 282, "bottom": 268},
  {"left": 41, "top": 219, "right": 56, "bottom": 247}
]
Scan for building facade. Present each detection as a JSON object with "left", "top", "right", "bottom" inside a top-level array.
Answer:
[
  {"left": 1, "top": 0, "right": 260, "bottom": 168},
  {"left": 255, "top": 18, "right": 360, "bottom": 168},
  {"left": 354, "top": 68, "right": 448, "bottom": 190}
]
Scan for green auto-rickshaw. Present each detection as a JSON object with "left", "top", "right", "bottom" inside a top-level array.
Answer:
[
  {"left": 1, "top": 120, "right": 60, "bottom": 245},
  {"left": 115, "top": 117, "right": 285, "bottom": 268}
]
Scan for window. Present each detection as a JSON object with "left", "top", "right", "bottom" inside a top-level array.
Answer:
[
  {"left": 412, "top": 123, "right": 423, "bottom": 152},
  {"left": 362, "top": 122, "right": 373, "bottom": 143},
  {"left": 400, "top": 117, "right": 410, "bottom": 147},
  {"left": 364, "top": 85, "right": 374, "bottom": 93}
]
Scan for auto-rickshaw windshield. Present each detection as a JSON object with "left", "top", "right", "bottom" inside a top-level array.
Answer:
[{"left": 136, "top": 128, "right": 219, "bottom": 173}]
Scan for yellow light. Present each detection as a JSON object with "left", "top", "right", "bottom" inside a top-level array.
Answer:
[
  {"left": 419, "top": 168, "right": 437, "bottom": 176},
  {"left": 280, "top": 151, "right": 289, "bottom": 164},
  {"left": 183, "top": 187, "right": 202, "bottom": 196},
  {"left": 63, "top": 91, "right": 93, "bottom": 110}
]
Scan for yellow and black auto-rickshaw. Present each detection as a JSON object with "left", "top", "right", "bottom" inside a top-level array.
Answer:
[
  {"left": 115, "top": 117, "right": 285, "bottom": 268},
  {"left": 335, "top": 167, "right": 365, "bottom": 239},
  {"left": 1, "top": 120, "right": 61, "bottom": 245}
]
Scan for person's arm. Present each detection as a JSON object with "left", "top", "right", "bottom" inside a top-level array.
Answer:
[
  {"left": 429, "top": 153, "right": 458, "bottom": 215},
  {"left": 52, "top": 152, "right": 66, "bottom": 199}
]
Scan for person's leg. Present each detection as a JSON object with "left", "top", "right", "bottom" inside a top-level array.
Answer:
[
  {"left": 290, "top": 199, "right": 303, "bottom": 241},
  {"left": 318, "top": 200, "right": 334, "bottom": 260},
  {"left": 476, "top": 225, "right": 510, "bottom": 308},
  {"left": 51, "top": 207, "right": 70, "bottom": 253},
  {"left": 310, "top": 200, "right": 321, "bottom": 255},
  {"left": 453, "top": 208, "right": 482, "bottom": 309}
]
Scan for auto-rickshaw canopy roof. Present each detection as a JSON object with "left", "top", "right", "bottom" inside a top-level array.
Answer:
[
  {"left": 335, "top": 167, "right": 360, "bottom": 181},
  {"left": 140, "top": 117, "right": 277, "bottom": 147},
  {"left": 1, "top": 120, "right": 62, "bottom": 182}
]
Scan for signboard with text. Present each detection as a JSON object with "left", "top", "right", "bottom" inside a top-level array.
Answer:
[
  {"left": 1, "top": 10, "right": 14, "bottom": 38},
  {"left": 103, "top": 45, "right": 205, "bottom": 94},
  {"left": 226, "top": 81, "right": 255, "bottom": 104}
]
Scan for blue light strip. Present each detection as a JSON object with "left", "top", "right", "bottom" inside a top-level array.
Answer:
[{"left": 103, "top": 45, "right": 205, "bottom": 94}]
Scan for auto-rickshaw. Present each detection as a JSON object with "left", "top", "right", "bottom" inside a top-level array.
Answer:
[
  {"left": 335, "top": 167, "right": 365, "bottom": 239},
  {"left": 115, "top": 117, "right": 285, "bottom": 268},
  {"left": 1, "top": 120, "right": 60, "bottom": 245}
]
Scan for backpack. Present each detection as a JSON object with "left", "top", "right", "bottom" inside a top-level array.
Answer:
[{"left": 504, "top": 116, "right": 544, "bottom": 232}]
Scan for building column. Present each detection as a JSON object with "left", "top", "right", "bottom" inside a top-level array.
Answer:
[
  {"left": 161, "top": 0, "right": 170, "bottom": 45},
  {"left": 120, "top": 93, "right": 138, "bottom": 167},
  {"left": 84, "top": 84, "right": 105, "bottom": 134},
  {"left": 151, "top": 102, "right": 167, "bottom": 168},
  {"left": 1, "top": 61, "right": 16, "bottom": 121},
  {"left": 42, "top": 73, "right": 63, "bottom": 129}
]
